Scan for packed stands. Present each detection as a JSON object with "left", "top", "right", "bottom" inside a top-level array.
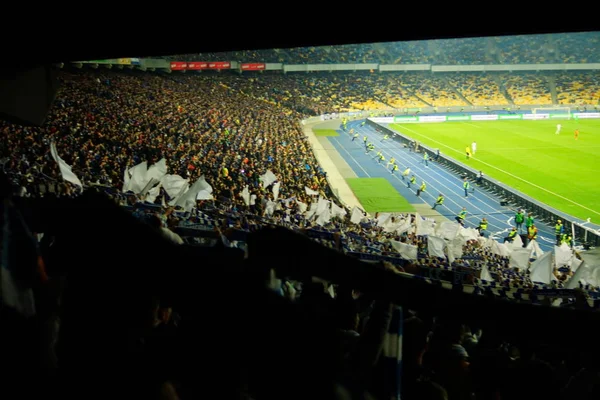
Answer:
[
  {"left": 398, "top": 74, "right": 466, "bottom": 107},
  {"left": 492, "top": 34, "right": 550, "bottom": 64},
  {"left": 447, "top": 73, "right": 509, "bottom": 106},
  {"left": 3, "top": 62, "right": 600, "bottom": 400},
  {"left": 502, "top": 73, "right": 553, "bottom": 105},
  {"left": 551, "top": 31, "right": 600, "bottom": 63},
  {"left": 555, "top": 71, "right": 600, "bottom": 105},
  {"left": 432, "top": 37, "right": 495, "bottom": 65},
  {"left": 376, "top": 40, "right": 433, "bottom": 64}
]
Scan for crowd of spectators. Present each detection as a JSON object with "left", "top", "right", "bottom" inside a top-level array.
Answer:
[
  {"left": 399, "top": 74, "right": 466, "bottom": 107},
  {"left": 446, "top": 74, "right": 509, "bottom": 106},
  {"left": 502, "top": 73, "right": 554, "bottom": 105},
  {"left": 3, "top": 66, "right": 600, "bottom": 400},
  {"left": 555, "top": 71, "right": 600, "bottom": 105},
  {"left": 163, "top": 32, "right": 600, "bottom": 65}
]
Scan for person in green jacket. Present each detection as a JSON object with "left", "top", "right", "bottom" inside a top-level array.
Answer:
[
  {"left": 525, "top": 213, "right": 534, "bottom": 231},
  {"left": 504, "top": 227, "right": 519, "bottom": 243},
  {"left": 515, "top": 209, "right": 525, "bottom": 233}
]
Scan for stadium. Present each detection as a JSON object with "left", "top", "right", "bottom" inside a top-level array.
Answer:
[{"left": 2, "top": 31, "right": 600, "bottom": 399}]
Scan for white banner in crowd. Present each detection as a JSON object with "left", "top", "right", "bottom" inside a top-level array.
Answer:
[
  {"left": 350, "top": 207, "right": 364, "bottom": 225},
  {"left": 195, "top": 176, "right": 214, "bottom": 200},
  {"left": 272, "top": 181, "right": 281, "bottom": 201},
  {"left": 174, "top": 175, "right": 213, "bottom": 211},
  {"left": 264, "top": 200, "right": 276, "bottom": 217},
  {"left": 480, "top": 264, "right": 493, "bottom": 282},
  {"left": 390, "top": 240, "right": 418, "bottom": 260},
  {"left": 427, "top": 236, "right": 447, "bottom": 259},
  {"left": 146, "top": 158, "right": 168, "bottom": 182},
  {"left": 436, "top": 222, "right": 460, "bottom": 241},
  {"left": 316, "top": 196, "right": 329, "bottom": 216},
  {"left": 296, "top": 200, "right": 307, "bottom": 214},
  {"left": 160, "top": 175, "right": 189, "bottom": 198},
  {"left": 396, "top": 218, "right": 413, "bottom": 235},
  {"left": 509, "top": 248, "right": 533, "bottom": 271},
  {"left": 555, "top": 244, "right": 572, "bottom": 266},
  {"left": 50, "top": 142, "right": 83, "bottom": 189},
  {"left": 145, "top": 183, "right": 162, "bottom": 204},
  {"left": 241, "top": 186, "right": 250, "bottom": 206},
  {"left": 331, "top": 202, "right": 347, "bottom": 219},
  {"left": 526, "top": 239, "right": 544, "bottom": 258},
  {"left": 316, "top": 206, "right": 332, "bottom": 226},
  {"left": 260, "top": 170, "right": 277, "bottom": 188},
  {"left": 565, "top": 261, "right": 587, "bottom": 289},
  {"left": 529, "top": 251, "right": 554, "bottom": 284},
  {"left": 457, "top": 227, "right": 480, "bottom": 242},
  {"left": 128, "top": 161, "right": 148, "bottom": 194},
  {"left": 122, "top": 167, "right": 131, "bottom": 193}
]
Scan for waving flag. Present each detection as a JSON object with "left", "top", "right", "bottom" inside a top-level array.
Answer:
[{"left": 50, "top": 142, "right": 83, "bottom": 189}]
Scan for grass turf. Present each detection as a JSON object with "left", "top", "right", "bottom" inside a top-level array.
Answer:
[
  {"left": 389, "top": 119, "right": 600, "bottom": 221},
  {"left": 346, "top": 177, "right": 415, "bottom": 213},
  {"left": 313, "top": 129, "right": 339, "bottom": 137}
]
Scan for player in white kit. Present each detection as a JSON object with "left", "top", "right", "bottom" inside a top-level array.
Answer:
[{"left": 555, "top": 124, "right": 562, "bottom": 135}]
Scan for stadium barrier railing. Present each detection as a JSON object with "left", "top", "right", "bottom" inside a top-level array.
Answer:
[{"left": 366, "top": 119, "right": 600, "bottom": 249}]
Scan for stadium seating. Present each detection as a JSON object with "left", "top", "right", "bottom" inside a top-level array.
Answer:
[{"left": 502, "top": 73, "right": 553, "bottom": 105}]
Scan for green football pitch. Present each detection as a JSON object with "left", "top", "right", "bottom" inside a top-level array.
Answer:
[
  {"left": 346, "top": 177, "right": 415, "bottom": 213},
  {"left": 389, "top": 119, "right": 600, "bottom": 222}
]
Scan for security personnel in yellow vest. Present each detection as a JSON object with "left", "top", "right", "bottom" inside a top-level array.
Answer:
[
  {"left": 455, "top": 207, "right": 467, "bottom": 226},
  {"left": 416, "top": 181, "right": 426, "bottom": 197},
  {"left": 555, "top": 220, "right": 564, "bottom": 245},
  {"left": 478, "top": 217, "right": 488, "bottom": 237},
  {"left": 561, "top": 233, "right": 573, "bottom": 247},
  {"left": 363, "top": 136, "right": 368, "bottom": 145},
  {"left": 504, "top": 227, "right": 518, "bottom": 243},
  {"left": 402, "top": 167, "right": 411, "bottom": 180},
  {"left": 423, "top": 152, "right": 429, "bottom": 167},
  {"left": 407, "top": 175, "right": 416, "bottom": 188},
  {"left": 352, "top": 132, "right": 359, "bottom": 141},
  {"left": 528, "top": 224, "right": 538, "bottom": 242},
  {"left": 463, "top": 178, "right": 471, "bottom": 198},
  {"left": 432, "top": 194, "right": 444, "bottom": 210},
  {"left": 390, "top": 164, "right": 399, "bottom": 175},
  {"left": 378, "top": 153, "right": 385, "bottom": 164}
]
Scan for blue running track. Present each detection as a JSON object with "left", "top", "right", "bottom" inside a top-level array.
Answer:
[{"left": 328, "top": 120, "right": 558, "bottom": 253}]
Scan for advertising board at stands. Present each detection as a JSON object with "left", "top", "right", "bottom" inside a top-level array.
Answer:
[
  {"left": 574, "top": 112, "right": 600, "bottom": 119},
  {"left": 447, "top": 115, "right": 471, "bottom": 121},
  {"left": 206, "top": 62, "right": 230, "bottom": 69},
  {"left": 523, "top": 113, "right": 549, "bottom": 120},
  {"left": 549, "top": 113, "right": 571, "bottom": 119},
  {"left": 418, "top": 115, "right": 446, "bottom": 123},
  {"left": 498, "top": 114, "right": 523, "bottom": 120},
  {"left": 393, "top": 116, "right": 419, "bottom": 123},
  {"left": 471, "top": 114, "right": 499, "bottom": 121},
  {"left": 170, "top": 62, "right": 187, "bottom": 70},
  {"left": 187, "top": 62, "right": 208, "bottom": 70},
  {"left": 170, "top": 61, "right": 231, "bottom": 71},
  {"left": 241, "top": 63, "right": 266, "bottom": 71}
]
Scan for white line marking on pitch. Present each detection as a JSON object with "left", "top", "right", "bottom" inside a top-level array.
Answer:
[{"left": 395, "top": 124, "right": 600, "bottom": 218}]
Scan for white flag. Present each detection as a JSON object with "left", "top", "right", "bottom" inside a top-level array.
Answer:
[
  {"left": 331, "top": 202, "right": 347, "bottom": 218},
  {"left": 316, "top": 206, "right": 332, "bottom": 226},
  {"left": 146, "top": 158, "right": 168, "bottom": 182},
  {"left": 128, "top": 161, "right": 149, "bottom": 194},
  {"left": 50, "top": 142, "right": 83, "bottom": 189},
  {"left": 350, "top": 207, "right": 364, "bottom": 225},
  {"left": 241, "top": 186, "right": 250, "bottom": 206},
  {"left": 316, "top": 196, "right": 330, "bottom": 216},
  {"left": 122, "top": 167, "right": 132, "bottom": 192},
  {"left": 305, "top": 186, "right": 319, "bottom": 196},
  {"left": 195, "top": 176, "right": 214, "bottom": 200},
  {"left": 436, "top": 222, "right": 460, "bottom": 241},
  {"left": 390, "top": 240, "right": 418, "bottom": 260},
  {"left": 250, "top": 194, "right": 257, "bottom": 206},
  {"left": 296, "top": 200, "right": 307, "bottom": 214},
  {"left": 260, "top": 170, "right": 277, "bottom": 188},
  {"left": 427, "top": 236, "right": 447, "bottom": 259},
  {"left": 145, "top": 183, "right": 162, "bottom": 204},
  {"left": 565, "top": 261, "right": 587, "bottom": 289},
  {"left": 480, "top": 264, "right": 493, "bottom": 282},
  {"left": 160, "top": 174, "right": 189, "bottom": 198},
  {"left": 272, "top": 181, "right": 281, "bottom": 201},
  {"left": 529, "top": 251, "right": 554, "bottom": 284},
  {"left": 264, "top": 200, "right": 276, "bottom": 217},
  {"left": 554, "top": 244, "right": 572, "bottom": 266},
  {"left": 509, "top": 248, "right": 532, "bottom": 271},
  {"left": 526, "top": 239, "right": 544, "bottom": 258}
]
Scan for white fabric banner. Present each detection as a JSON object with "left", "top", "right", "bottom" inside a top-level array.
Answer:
[
  {"left": 146, "top": 158, "right": 168, "bottom": 182},
  {"left": 296, "top": 200, "right": 307, "bottom": 214},
  {"left": 195, "top": 176, "right": 214, "bottom": 200},
  {"left": 457, "top": 227, "right": 480, "bottom": 242},
  {"left": 145, "top": 183, "right": 162, "bottom": 204},
  {"left": 331, "top": 202, "right": 347, "bottom": 218},
  {"left": 525, "top": 239, "right": 544, "bottom": 258},
  {"left": 507, "top": 234, "right": 523, "bottom": 251},
  {"left": 350, "top": 207, "right": 364, "bottom": 225},
  {"left": 264, "top": 200, "right": 276, "bottom": 217},
  {"left": 250, "top": 194, "right": 257, "bottom": 206},
  {"left": 509, "top": 248, "right": 532, "bottom": 271},
  {"left": 427, "top": 236, "right": 447, "bottom": 259},
  {"left": 316, "top": 196, "right": 330, "bottom": 216},
  {"left": 396, "top": 218, "right": 413, "bottom": 235},
  {"left": 570, "top": 256, "right": 583, "bottom": 272},
  {"left": 122, "top": 167, "right": 131, "bottom": 193},
  {"left": 377, "top": 213, "right": 392, "bottom": 227},
  {"left": 50, "top": 142, "right": 83, "bottom": 189},
  {"left": 491, "top": 240, "right": 511, "bottom": 257},
  {"left": 565, "top": 261, "right": 586, "bottom": 289},
  {"left": 305, "top": 186, "right": 319, "bottom": 196},
  {"left": 480, "top": 264, "right": 493, "bottom": 282},
  {"left": 241, "top": 186, "right": 250, "bottom": 206},
  {"left": 416, "top": 219, "right": 436, "bottom": 236},
  {"left": 316, "top": 206, "right": 332, "bottom": 226},
  {"left": 529, "top": 251, "right": 554, "bottom": 284},
  {"left": 128, "top": 161, "right": 149, "bottom": 194},
  {"left": 390, "top": 240, "right": 418, "bottom": 260},
  {"left": 272, "top": 181, "right": 281, "bottom": 201},
  {"left": 437, "top": 222, "right": 460, "bottom": 241},
  {"left": 554, "top": 244, "right": 572, "bottom": 266},
  {"left": 450, "top": 238, "right": 464, "bottom": 260},
  {"left": 260, "top": 170, "right": 277, "bottom": 188},
  {"left": 306, "top": 202, "right": 318, "bottom": 220},
  {"left": 160, "top": 175, "right": 189, "bottom": 198}
]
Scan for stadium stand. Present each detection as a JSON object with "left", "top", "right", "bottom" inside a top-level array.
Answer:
[
  {"left": 555, "top": 71, "right": 600, "bottom": 105},
  {"left": 3, "top": 37, "right": 600, "bottom": 398},
  {"left": 502, "top": 73, "right": 554, "bottom": 105},
  {"left": 447, "top": 73, "right": 509, "bottom": 106}
]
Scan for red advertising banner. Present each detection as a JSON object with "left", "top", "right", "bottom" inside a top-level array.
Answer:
[
  {"left": 187, "top": 62, "right": 208, "bottom": 70},
  {"left": 206, "top": 61, "right": 230, "bottom": 70},
  {"left": 241, "top": 63, "right": 266, "bottom": 71},
  {"left": 170, "top": 62, "right": 187, "bottom": 70}
]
